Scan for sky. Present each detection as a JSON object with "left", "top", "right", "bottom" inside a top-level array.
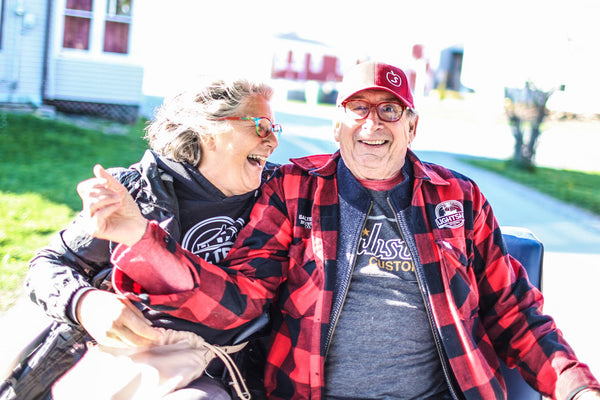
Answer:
[{"left": 134, "top": 0, "right": 600, "bottom": 112}]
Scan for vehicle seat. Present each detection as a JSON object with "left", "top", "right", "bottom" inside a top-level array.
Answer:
[{"left": 501, "top": 226, "right": 544, "bottom": 400}]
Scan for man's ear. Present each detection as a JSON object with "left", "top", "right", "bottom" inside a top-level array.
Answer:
[
  {"left": 408, "top": 115, "right": 419, "bottom": 143},
  {"left": 333, "top": 120, "right": 341, "bottom": 142}
]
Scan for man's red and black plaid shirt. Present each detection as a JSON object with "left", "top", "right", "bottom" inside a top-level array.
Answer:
[{"left": 112, "top": 150, "right": 599, "bottom": 400}]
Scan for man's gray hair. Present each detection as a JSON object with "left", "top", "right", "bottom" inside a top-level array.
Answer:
[{"left": 145, "top": 79, "right": 274, "bottom": 167}]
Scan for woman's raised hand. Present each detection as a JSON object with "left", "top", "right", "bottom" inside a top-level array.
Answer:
[{"left": 77, "top": 164, "right": 148, "bottom": 246}]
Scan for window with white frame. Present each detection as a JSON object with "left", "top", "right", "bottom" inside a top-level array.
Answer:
[
  {"left": 63, "top": 0, "right": 92, "bottom": 50},
  {"left": 63, "top": 0, "right": 132, "bottom": 54},
  {"left": 103, "top": 0, "right": 132, "bottom": 53}
]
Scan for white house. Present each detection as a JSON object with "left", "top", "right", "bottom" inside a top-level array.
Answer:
[{"left": 0, "top": 0, "right": 143, "bottom": 122}]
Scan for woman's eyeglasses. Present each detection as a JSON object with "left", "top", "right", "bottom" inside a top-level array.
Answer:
[{"left": 218, "top": 117, "right": 282, "bottom": 138}]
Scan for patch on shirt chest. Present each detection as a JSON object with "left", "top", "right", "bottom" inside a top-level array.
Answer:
[
  {"left": 298, "top": 214, "right": 312, "bottom": 229},
  {"left": 434, "top": 200, "right": 465, "bottom": 229}
]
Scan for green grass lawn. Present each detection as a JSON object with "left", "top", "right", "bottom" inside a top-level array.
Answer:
[
  {"left": 0, "top": 112, "right": 148, "bottom": 310},
  {"left": 460, "top": 157, "right": 600, "bottom": 216}
]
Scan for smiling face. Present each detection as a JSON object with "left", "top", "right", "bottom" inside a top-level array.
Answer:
[
  {"left": 198, "top": 95, "right": 278, "bottom": 196},
  {"left": 334, "top": 89, "right": 418, "bottom": 181}
]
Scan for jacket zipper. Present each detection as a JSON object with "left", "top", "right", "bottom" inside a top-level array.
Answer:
[
  {"left": 324, "top": 200, "right": 373, "bottom": 360},
  {"left": 387, "top": 198, "right": 461, "bottom": 400}
]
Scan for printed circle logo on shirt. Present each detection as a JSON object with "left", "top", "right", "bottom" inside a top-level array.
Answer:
[
  {"left": 181, "top": 216, "right": 245, "bottom": 264},
  {"left": 435, "top": 200, "right": 465, "bottom": 229},
  {"left": 386, "top": 70, "right": 402, "bottom": 87}
]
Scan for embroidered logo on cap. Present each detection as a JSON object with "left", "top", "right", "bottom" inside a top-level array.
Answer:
[
  {"left": 435, "top": 200, "right": 465, "bottom": 229},
  {"left": 386, "top": 70, "right": 402, "bottom": 87}
]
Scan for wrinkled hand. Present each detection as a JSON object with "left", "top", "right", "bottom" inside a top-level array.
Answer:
[
  {"left": 77, "top": 164, "right": 147, "bottom": 246},
  {"left": 76, "top": 289, "right": 162, "bottom": 348}
]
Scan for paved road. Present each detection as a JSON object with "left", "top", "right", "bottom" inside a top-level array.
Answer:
[{"left": 2, "top": 99, "right": 599, "bottom": 382}]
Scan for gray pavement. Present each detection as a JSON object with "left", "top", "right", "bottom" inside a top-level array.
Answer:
[{"left": 2, "top": 98, "right": 599, "bottom": 383}]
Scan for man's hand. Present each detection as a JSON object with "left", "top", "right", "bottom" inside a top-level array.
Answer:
[
  {"left": 75, "top": 289, "right": 161, "bottom": 348},
  {"left": 77, "top": 164, "right": 147, "bottom": 246}
]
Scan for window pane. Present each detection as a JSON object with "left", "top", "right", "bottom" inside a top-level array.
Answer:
[
  {"left": 107, "top": 0, "right": 132, "bottom": 16},
  {"left": 63, "top": 16, "right": 90, "bottom": 49},
  {"left": 103, "top": 21, "right": 129, "bottom": 53},
  {"left": 66, "top": 0, "right": 92, "bottom": 11}
]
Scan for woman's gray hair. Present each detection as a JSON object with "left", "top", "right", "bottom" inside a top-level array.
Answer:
[{"left": 144, "top": 79, "right": 274, "bottom": 167}]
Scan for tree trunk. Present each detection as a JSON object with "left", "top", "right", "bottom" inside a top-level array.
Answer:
[{"left": 504, "top": 83, "right": 555, "bottom": 170}]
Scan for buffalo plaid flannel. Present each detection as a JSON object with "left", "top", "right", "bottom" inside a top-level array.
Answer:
[{"left": 112, "top": 150, "right": 599, "bottom": 400}]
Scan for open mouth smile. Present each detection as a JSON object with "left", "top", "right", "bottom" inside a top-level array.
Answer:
[
  {"left": 247, "top": 154, "right": 268, "bottom": 167},
  {"left": 359, "top": 139, "right": 387, "bottom": 145}
]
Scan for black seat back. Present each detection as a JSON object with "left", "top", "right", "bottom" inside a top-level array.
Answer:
[{"left": 501, "top": 226, "right": 544, "bottom": 400}]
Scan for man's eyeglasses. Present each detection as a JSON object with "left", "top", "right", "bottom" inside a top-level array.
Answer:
[
  {"left": 341, "top": 100, "right": 407, "bottom": 122},
  {"left": 218, "top": 117, "right": 282, "bottom": 138}
]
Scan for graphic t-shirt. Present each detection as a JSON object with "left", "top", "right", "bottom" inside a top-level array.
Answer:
[
  {"left": 325, "top": 174, "right": 450, "bottom": 399},
  {"left": 156, "top": 156, "right": 257, "bottom": 264}
]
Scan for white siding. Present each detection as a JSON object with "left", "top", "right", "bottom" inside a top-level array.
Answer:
[
  {"left": 0, "top": 0, "right": 48, "bottom": 105},
  {"left": 48, "top": 57, "right": 143, "bottom": 104},
  {"left": 0, "top": 0, "right": 144, "bottom": 107},
  {"left": 44, "top": 0, "right": 144, "bottom": 106}
]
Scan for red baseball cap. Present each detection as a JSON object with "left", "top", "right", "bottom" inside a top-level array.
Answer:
[{"left": 337, "top": 61, "right": 415, "bottom": 109}]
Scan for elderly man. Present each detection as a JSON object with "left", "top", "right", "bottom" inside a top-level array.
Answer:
[{"left": 88, "top": 61, "right": 600, "bottom": 400}]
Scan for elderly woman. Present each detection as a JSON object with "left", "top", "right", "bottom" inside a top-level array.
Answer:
[{"left": 25, "top": 78, "right": 280, "bottom": 399}]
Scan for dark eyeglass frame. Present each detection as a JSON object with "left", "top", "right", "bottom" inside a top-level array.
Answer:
[
  {"left": 217, "top": 117, "right": 282, "bottom": 138},
  {"left": 341, "top": 100, "right": 407, "bottom": 122}
]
